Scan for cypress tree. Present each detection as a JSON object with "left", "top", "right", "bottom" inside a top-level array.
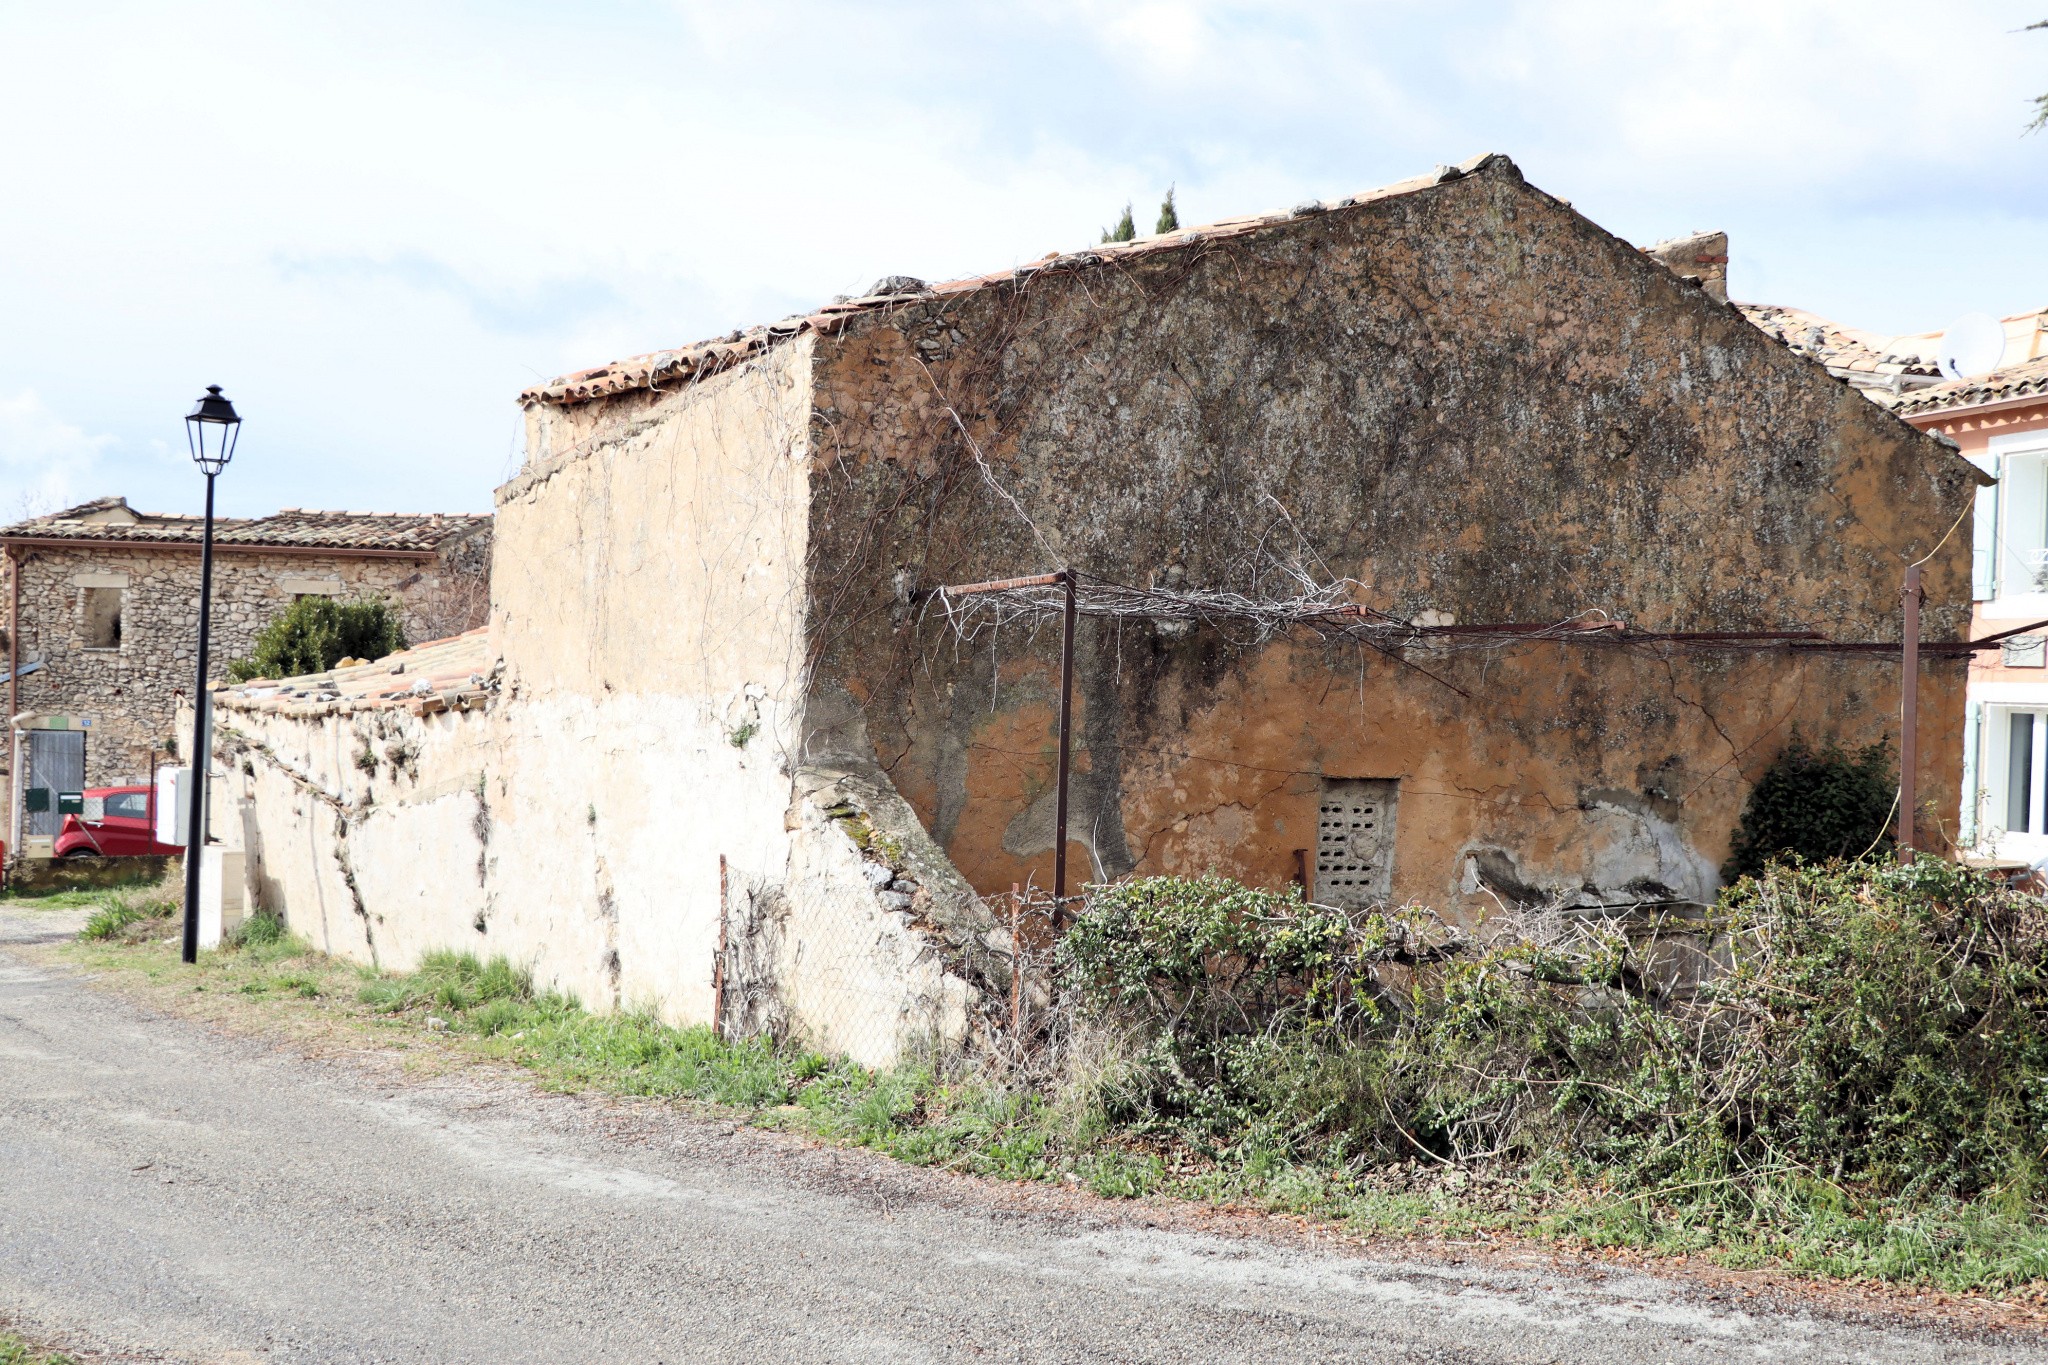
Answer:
[
  {"left": 1100, "top": 204, "right": 1136, "bottom": 243},
  {"left": 1155, "top": 187, "right": 1179, "bottom": 234}
]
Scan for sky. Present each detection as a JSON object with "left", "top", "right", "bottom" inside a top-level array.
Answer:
[{"left": 1, "top": 0, "right": 2044, "bottom": 519}]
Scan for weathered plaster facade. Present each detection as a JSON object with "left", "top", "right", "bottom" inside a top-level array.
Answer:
[
  {"left": 216, "top": 153, "right": 1979, "bottom": 1063},
  {"left": 1885, "top": 312, "right": 2048, "bottom": 858},
  {"left": 794, "top": 154, "right": 1976, "bottom": 916}
]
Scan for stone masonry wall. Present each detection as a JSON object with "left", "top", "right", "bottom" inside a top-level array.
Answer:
[
  {"left": 796, "top": 155, "right": 1980, "bottom": 916},
  {"left": 8, "top": 541, "right": 487, "bottom": 789}
]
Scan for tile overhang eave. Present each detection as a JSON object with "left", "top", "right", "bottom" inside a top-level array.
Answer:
[
  {"left": 1895, "top": 385, "right": 2048, "bottom": 423},
  {"left": 0, "top": 533, "right": 446, "bottom": 558},
  {"left": 518, "top": 159, "right": 1504, "bottom": 411}
]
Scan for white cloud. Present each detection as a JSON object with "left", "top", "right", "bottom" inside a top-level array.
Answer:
[
  {"left": 0, "top": 2, "right": 2041, "bottom": 515},
  {"left": 0, "top": 390, "right": 115, "bottom": 518}
]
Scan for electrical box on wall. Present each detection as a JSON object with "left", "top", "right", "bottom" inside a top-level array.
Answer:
[{"left": 154, "top": 766, "right": 190, "bottom": 847}]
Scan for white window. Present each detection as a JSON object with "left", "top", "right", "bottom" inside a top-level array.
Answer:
[
  {"left": 1986, "top": 706, "right": 2048, "bottom": 842},
  {"left": 2001, "top": 450, "right": 2048, "bottom": 595},
  {"left": 1975, "top": 433, "right": 2048, "bottom": 612}
]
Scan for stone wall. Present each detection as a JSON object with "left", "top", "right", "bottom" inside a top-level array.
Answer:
[
  {"left": 796, "top": 154, "right": 1980, "bottom": 918},
  {"left": 201, "top": 153, "right": 1981, "bottom": 1068},
  {"left": 8, "top": 538, "right": 488, "bottom": 789}
]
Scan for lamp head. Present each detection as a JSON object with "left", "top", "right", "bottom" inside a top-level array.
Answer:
[{"left": 184, "top": 385, "right": 241, "bottom": 475}]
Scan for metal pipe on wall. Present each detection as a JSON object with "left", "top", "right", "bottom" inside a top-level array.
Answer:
[
  {"left": 1053, "top": 569, "right": 1077, "bottom": 910},
  {"left": 1898, "top": 564, "right": 1922, "bottom": 864},
  {"left": 7, "top": 547, "right": 18, "bottom": 858}
]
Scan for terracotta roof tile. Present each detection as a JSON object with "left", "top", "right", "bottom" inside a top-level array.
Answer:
[
  {"left": 1892, "top": 355, "right": 2048, "bottom": 417},
  {"left": 1735, "top": 303, "right": 1944, "bottom": 389},
  {"left": 214, "top": 628, "right": 498, "bottom": 719},
  {"left": 0, "top": 499, "right": 490, "bottom": 554},
  {"left": 1740, "top": 304, "right": 2048, "bottom": 414},
  {"left": 519, "top": 156, "right": 1504, "bottom": 408}
]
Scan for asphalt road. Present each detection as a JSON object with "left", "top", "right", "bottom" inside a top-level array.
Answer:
[{"left": 0, "top": 907, "right": 2034, "bottom": 1365}]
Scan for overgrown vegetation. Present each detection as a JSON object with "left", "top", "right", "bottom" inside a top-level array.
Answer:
[
  {"left": 227, "top": 595, "right": 406, "bottom": 682},
  {"left": 1059, "top": 864, "right": 2048, "bottom": 1288},
  {"left": 1723, "top": 734, "right": 1895, "bottom": 879},
  {"left": 53, "top": 858, "right": 2048, "bottom": 1293}
]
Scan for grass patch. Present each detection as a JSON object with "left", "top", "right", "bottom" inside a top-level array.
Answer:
[
  {"left": 46, "top": 863, "right": 2048, "bottom": 1299},
  {"left": 0, "top": 1328, "right": 75, "bottom": 1365},
  {"left": 76, "top": 877, "right": 181, "bottom": 942}
]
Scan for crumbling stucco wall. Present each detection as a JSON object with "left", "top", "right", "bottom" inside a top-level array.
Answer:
[
  {"left": 474, "top": 338, "right": 821, "bottom": 1015},
  {"left": 216, "top": 701, "right": 492, "bottom": 969},
  {"left": 798, "top": 153, "right": 1978, "bottom": 916},
  {"left": 742, "top": 763, "right": 1001, "bottom": 1067},
  {"left": 215, "top": 335, "right": 997, "bottom": 1062}
]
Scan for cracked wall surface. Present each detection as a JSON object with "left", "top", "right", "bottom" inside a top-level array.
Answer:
[
  {"left": 799, "top": 155, "right": 1976, "bottom": 916},
  {"left": 213, "top": 702, "right": 492, "bottom": 970},
  {"left": 219, "top": 154, "right": 1981, "bottom": 1057}
]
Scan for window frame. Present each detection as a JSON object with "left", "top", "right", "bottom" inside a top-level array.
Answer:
[
  {"left": 102, "top": 791, "right": 149, "bottom": 822},
  {"left": 80, "top": 584, "right": 124, "bottom": 651},
  {"left": 1984, "top": 701, "right": 2048, "bottom": 847},
  {"left": 1982, "top": 430, "right": 2048, "bottom": 618}
]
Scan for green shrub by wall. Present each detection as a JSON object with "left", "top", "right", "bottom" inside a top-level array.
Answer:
[{"left": 1723, "top": 734, "right": 1896, "bottom": 880}]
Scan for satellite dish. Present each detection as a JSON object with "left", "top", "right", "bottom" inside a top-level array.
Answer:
[{"left": 1937, "top": 312, "right": 2006, "bottom": 379}]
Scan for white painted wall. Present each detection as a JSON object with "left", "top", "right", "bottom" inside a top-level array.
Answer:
[{"left": 215, "top": 337, "right": 997, "bottom": 1065}]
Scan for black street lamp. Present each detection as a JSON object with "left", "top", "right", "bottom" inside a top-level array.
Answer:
[{"left": 180, "top": 385, "right": 240, "bottom": 964}]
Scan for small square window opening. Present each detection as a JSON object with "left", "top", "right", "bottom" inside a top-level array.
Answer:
[{"left": 83, "top": 586, "right": 122, "bottom": 649}]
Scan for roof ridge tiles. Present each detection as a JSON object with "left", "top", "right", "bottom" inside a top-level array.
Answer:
[
  {"left": 0, "top": 504, "right": 491, "bottom": 550},
  {"left": 521, "top": 154, "right": 1519, "bottom": 409}
]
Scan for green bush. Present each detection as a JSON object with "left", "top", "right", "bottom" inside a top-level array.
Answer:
[
  {"left": 1724, "top": 734, "right": 1895, "bottom": 880},
  {"left": 1059, "top": 876, "right": 1459, "bottom": 1153},
  {"left": 1060, "top": 864, "right": 2048, "bottom": 1221},
  {"left": 227, "top": 595, "right": 406, "bottom": 683}
]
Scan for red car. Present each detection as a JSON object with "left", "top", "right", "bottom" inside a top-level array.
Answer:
[{"left": 55, "top": 786, "right": 181, "bottom": 859}]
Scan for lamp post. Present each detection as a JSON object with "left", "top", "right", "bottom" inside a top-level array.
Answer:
[{"left": 180, "top": 385, "right": 240, "bottom": 964}]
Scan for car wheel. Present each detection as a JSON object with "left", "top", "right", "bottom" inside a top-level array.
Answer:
[{"left": 60, "top": 848, "right": 98, "bottom": 860}]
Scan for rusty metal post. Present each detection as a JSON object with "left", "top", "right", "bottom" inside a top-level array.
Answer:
[
  {"left": 712, "top": 854, "right": 729, "bottom": 1038},
  {"left": 1898, "top": 565, "right": 1922, "bottom": 863},
  {"left": 1054, "top": 569, "right": 1077, "bottom": 910}
]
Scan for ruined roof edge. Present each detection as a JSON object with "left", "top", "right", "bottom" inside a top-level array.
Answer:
[{"left": 519, "top": 153, "right": 1518, "bottom": 409}]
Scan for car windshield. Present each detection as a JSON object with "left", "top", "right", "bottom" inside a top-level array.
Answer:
[{"left": 103, "top": 792, "right": 148, "bottom": 821}]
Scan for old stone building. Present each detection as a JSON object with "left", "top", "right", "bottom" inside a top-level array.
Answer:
[
  {"left": 210, "top": 153, "right": 1980, "bottom": 1065},
  {"left": 3, "top": 497, "right": 490, "bottom": 812}
]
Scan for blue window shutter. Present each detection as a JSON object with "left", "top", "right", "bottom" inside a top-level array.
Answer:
[{"left": 1970, "top": 451, "right": 1999, "bottom": 600}]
